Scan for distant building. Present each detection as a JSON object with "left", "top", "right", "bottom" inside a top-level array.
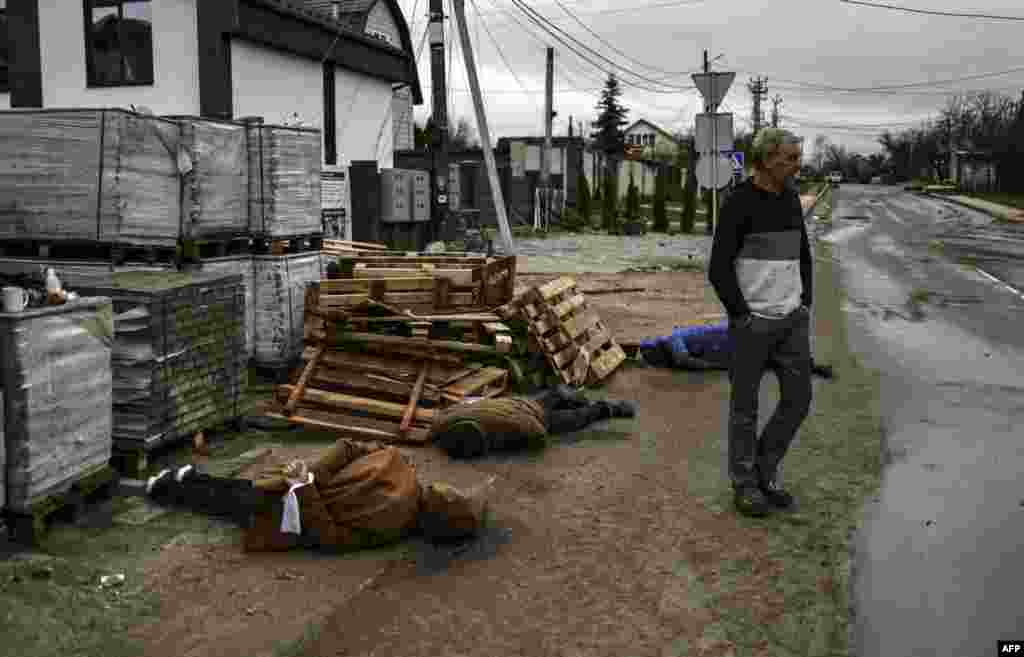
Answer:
[
  {"left": 584, "top": 119, "right": 684, "bottom": 199},
  {"left": 950, "top": 150, "right": 998, "bottom": 192}
]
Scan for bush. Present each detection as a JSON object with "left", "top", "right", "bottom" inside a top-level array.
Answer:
[
  {"left": 576, "top": 173, "right": 592, "bottom": 227},
  {"left": 602, "top": 175, "right": 619, "bottom": 232},
  {"left": 626, "top": 172, "right": 640, "bottom": 222},
  {"left": 652, "top": 167, "right": 669, "bottom": 232},
  {"left": 560, "top": 207, "right": 588, "bottom": 233}
]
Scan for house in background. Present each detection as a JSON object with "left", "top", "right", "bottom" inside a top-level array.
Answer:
[
  {"left": 584, "top": 118, "right": 683, "bottom": 200},
  {"left": 950, "top": 150, "right": 999, "bottom": 192},
  {"left": 1, "top": 0, "right": 422, "bottom": 168}
]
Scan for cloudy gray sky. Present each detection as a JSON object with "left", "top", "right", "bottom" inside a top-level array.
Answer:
[{"left": 394, "top": 0, "right": 1024, "bottom": 156}]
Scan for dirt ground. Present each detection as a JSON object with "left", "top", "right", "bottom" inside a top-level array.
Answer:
[{"left": 516, "top": 271, "right": 726, "bottom": 345}]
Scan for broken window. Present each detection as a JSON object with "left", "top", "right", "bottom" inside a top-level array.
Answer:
[
  {"left": 1, "top": 0, "right": 8, "bottom": 93},
  {"left": 84, "top": 0, "right": 153, "bottom": 87}
]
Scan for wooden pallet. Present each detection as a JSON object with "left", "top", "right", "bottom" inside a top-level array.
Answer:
[
  {"left": 502, "top": 277, "right": 626, "bottom": 386},
  {"left": 4, "top": 464, "right": 119, "bottom": 545},
  {"left": 251, "top": 234, "right": 324, "bottom": 256},
  {"left": 0, "top": 239, "right": 180, "bottom": 265}
]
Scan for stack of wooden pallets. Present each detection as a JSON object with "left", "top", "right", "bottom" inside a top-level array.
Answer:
[{"left": 497, "top": 276, "right": 627, "bottom": 387}]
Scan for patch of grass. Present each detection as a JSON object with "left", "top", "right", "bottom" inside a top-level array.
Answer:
[
  {"left": 685, "top": 238, "right": 883, "bottom": 656},
  {"left": 0, "top": 507, "right": 243, "bottom": 657},
  {"left": 909, "top": 288, "right": 933, "bottom": 305},
  {"left": 963, "top": 191, "right": 1024, "bottom": 211}
]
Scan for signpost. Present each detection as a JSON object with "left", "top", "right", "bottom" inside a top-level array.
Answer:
[{"left": 692, "top": 64, "right": 736, "bottom": 234}]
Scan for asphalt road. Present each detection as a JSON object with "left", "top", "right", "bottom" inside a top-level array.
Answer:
[{"left": 821, "top": 185, "right": 1024, "bottom": 657}]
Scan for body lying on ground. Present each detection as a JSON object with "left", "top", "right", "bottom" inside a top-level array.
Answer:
[{"left": 145, "top": 387, "right": 636, "bottom": 552}]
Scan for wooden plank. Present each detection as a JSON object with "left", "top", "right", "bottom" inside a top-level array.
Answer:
[
  {"left": 344, "top": 313, "right": 502, "bottom": 323},
  {"left": 264, "top": 412, "right": 429, "bottom": 445},
  {"left": 482, "top": 322, "right": 511, "bottom": 334},
  {"left": 308, "top": 334, "right": 466, "bottom": 365},
  {"left": 562, "top": 309, "right": 602, "bottom": 340},
  {"left": 444, "top": 367, "right": 508, "bottom": 397},
  {"left": 302, "top": 346, "right": 462, "bottom": 380},
  {"left": 337, "top": 255, "right": 488, "bottom": 265},
  {"left": 337, "top": 332, "right": 502, "bottom": 355},
  {"left": 320, "top": 277, "right": 436, "bottom": 293},
  {"left": 549, "top": 293, "right": 587, "bottom": 320},
  {"left": 323, "top": 239, "right": 389, "bottom": 250},
  {"left": 319, "top": 293, "right": 369, "bottom": 308},
  {"left": 277, "top": 385, "right": 436, "bottom": 423},
  {"left": 537, "top": 277, "right": 577, "bottom": 301},
  {"left": 400, "top": 362, "right": 430, "bottom": 433},
  {"left": 302, "top": 347, "right": 457, "bottom": 385},
  {"left": 589, "top": 344, "right": 627, "bottom": 382},
  {"left": 354, "top": 267, "right": 475, "bottom": 286},
  {"left": 311, "top": 367, "right": 441, "bottom": 402},
  {"left": 284, "top": 345, "right": 325, "bottom": 415}
]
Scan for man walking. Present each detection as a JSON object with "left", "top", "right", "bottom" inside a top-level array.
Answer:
[{"left": 708, "top": 128, "right": 813, "bottom": 517}]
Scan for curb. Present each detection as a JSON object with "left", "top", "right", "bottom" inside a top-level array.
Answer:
[{"left": 921, "top": 192, "right": 1022, "bottom": 223}]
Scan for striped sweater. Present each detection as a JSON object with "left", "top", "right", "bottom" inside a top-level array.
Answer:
[{"left": 708, "top": 179, "right": 813, "bottom": 320}]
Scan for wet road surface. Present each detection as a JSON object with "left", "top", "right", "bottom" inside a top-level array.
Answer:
[{"left": 822, "top": 185, "right": 1024, "bottom": 657}]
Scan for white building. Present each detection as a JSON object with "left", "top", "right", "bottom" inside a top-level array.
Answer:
[{"left": 0, "top": 0, "right": 422, "bottom": 168}]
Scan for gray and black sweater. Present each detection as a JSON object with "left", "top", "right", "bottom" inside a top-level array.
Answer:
[{"left": 708, "top": 179, "right": 813, "bottom": 320}]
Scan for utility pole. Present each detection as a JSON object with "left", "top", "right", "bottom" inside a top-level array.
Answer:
[
  {"left": 771, "top": 94, "right": 782, "bottom": 128},
  {"left": 428, "top": 0, "right": 451, "bottom": 242},
  {"left": 748, "top": 76, "right": 768, "bottom": 136},
  {"left": 539, "top": 47, "right": 555, "bottom": 231},
  {"left": 451, "top": 0, "right": 514, "bottom": 253}
]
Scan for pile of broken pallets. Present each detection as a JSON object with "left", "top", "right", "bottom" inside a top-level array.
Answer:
[
  {"left": 266, "top": 254, "right": 627, "bottom": 444},
  {"left": 265, "top": 251, "right": 518, "bottom": 444}
]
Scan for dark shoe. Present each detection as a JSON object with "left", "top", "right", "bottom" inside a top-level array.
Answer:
[
  {"left": 759, "top": 479, "right": 795, "bottom": 509},
  {"left": 553, "top": 384, "right": 590, "bottom": 408},
  {"left": 734, "top": 485, "right": 772, "bottom": 517},
  {"left": 437, "top": 420, "right": 489, "bottom": 459},
  {"left": 596, "top": 400, "right": 636, "bottom": 418},
  {"left": 145, "top": 469, "right": 173, "bottom": 499}
]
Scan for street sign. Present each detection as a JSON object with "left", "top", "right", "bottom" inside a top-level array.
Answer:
[
  {"left": 696, "top": 154, "right": 734, "bottom": 190},
  {"left": 691, "top": 72, "right": 736, "bottom": 111},
  {"left": 695, "top": 113, "right": 734, "bottom": 154},
  {"left": 729, "top": 151, "right": 744, "bottom": 171}
]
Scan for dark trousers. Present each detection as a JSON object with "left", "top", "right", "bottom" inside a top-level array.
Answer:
[
  {"left": 534, "top": 390, "right": 609, "bottom": 434},
  {"left": 152, "top": 469, "right": 265, "bottom": 526},
  {"left": 728, "top": 308, "right": 812, "bottom": 489}
]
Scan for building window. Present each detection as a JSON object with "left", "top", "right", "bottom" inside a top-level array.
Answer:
[
  {"left": 460, "top": 162, "right": 478, "bottom": 210},
  {"left": 0, "top": 0, "right": 8, "bottom": 93},
  {"left": 84, "top": 0, "right": 154, "bottom": 87}
]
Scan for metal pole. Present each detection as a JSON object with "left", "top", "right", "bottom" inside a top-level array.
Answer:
[
  {"left": 541, "top": 47, "right": 554, "bottom": 231},
  {"left": 451, "top": 0, "right": 514, "bottom": 253},
  {"left": 428, "top": 0, "right": 450, "bottom": 243}
]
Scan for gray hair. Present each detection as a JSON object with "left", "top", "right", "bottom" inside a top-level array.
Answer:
[{"left": 750, "top": 128, "right": 803, "bottom": 169}]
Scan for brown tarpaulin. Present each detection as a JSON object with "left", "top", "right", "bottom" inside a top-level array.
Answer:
[{"left": 245, "top": 442, "right": 421, "bottom": 552}]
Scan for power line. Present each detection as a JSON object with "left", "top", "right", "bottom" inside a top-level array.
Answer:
[
  {"left": 506, "top": 0, "right": 697, "bottom": 93},
  {"left": 472, "top": 0, "right": 709, "bottom": 21},
  {"left": 839, "top": 0, "right": 1024, "bottom": 21},
  {"left": 732, "top": 63, "right": 1024, "bottom": 93},
  {"left": 468, "top": 0, "right": 544, "bottom": 111},
  {"left": 549, "top": 0, "right": 691, "bottom": 78}
]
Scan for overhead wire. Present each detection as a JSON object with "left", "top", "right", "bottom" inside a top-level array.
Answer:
[
  {"left": 505, "top": 0, "right": 698, "bottom": 93},
  {"left": 468, "top": 0, "right": 544, "bottom": 111},
  {"left": 548, "top": 0, "right": 692, "bottom": 78},
  {"left": 839, "top": 0, "right": 1024, "bottom": 21}
]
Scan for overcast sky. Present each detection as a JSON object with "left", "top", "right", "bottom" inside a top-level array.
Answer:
[{"left": 394, "top": 0, "right": 1024, "bottom": 156}]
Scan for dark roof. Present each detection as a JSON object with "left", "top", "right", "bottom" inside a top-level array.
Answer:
[{"left": 286, "top": 0, "right": 422, "bottom": 104}]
